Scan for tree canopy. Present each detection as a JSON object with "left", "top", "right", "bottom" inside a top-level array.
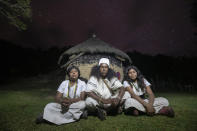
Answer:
[{"left": 0, "top": 0, "right": 32, "bottom": 31}]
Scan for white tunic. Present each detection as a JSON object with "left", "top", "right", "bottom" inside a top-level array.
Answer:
[
  {"left": 57, "top": 79, "right": 87, "bottom": 98},
  {"left": 86, "top": 76, "right": 123, "bottom": 99},
  {"left": 85, "top": 76, "right": 123, "bottom": 110},
  {"left": 123, "top": 78, "right": 151, "bottom": 96}
]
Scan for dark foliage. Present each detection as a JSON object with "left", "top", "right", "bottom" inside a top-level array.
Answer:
[
  {"left": 0, "top": 40, "right": 196, "bottom": 92},
  {"left": 127, "top": 51, "right": 197, "bottom": 92},
  {"left": 0, "top": 39, "right": 71, "bottom": 84}
]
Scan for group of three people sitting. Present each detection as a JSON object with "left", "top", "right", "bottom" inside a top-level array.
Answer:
[{"left": 36, "top": 58, "right": 174, "bottom": 125}]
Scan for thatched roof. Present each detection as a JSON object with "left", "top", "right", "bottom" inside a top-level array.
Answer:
[{"left": 58, "top": 36, "right": 132, "bottom": 65}]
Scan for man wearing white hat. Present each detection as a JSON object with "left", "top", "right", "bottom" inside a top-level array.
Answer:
[{"left": 85, "top": 58, "right": 125, "bottom": 120}]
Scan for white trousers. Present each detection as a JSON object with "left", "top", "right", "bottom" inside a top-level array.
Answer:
[
  {"left": 85, "top": 97, "right": 112, "bottom": 112},
  {"left": 43, "top": 101, "right": 85, "bottom": 125},
  {"left": 124, "top": 97, "right": 169, "bottom": 114}
]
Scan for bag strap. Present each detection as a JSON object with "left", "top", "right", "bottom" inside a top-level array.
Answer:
[
  {"left": 130, "top": 82, "right": 139, "bottom": 92},
  {"left": 102, "top": 79, "right": 113, "bottom": 95}
]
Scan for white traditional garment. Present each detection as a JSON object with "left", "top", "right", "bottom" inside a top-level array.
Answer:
[
  {"left": 43, "top": 79, "right": 87, "bottom": 125},
  {"left": 85, "top": 76, "right": 123, "bottom": 109},
  {"left": 123, "top": 78, "right": 150, "bottom": 96},
  {"left": 57, "top": 79, "right": 86, "bottom": 98},
  {"left": 123, "top": 79, "right": 169, "bottom": 114},
  {"left": 122, "top": 79, "right": 150, "bottom": 100}
]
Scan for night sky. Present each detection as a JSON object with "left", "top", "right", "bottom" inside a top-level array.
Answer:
[{"left": 0, "top": 0, "right": 196, "bottom": 56}]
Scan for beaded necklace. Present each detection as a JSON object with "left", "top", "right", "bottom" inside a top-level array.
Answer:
[
  {"left": 130, "top": 81, "right": 140, "bottom": 92},
  {"left": 67, "top": 80, "right": 78, "bottom": 98}
]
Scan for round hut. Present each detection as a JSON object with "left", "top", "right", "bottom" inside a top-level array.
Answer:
[{"left": 58, "top": 35, "right": 132, "bottom": 81}]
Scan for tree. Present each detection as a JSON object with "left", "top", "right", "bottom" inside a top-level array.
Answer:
[{"left": 0, "top": 0, "right": 32, "bottom": 31}]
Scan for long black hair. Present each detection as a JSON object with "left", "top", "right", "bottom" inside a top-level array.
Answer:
[
  {"left": 124, "top": 65, "right": 146, "bottom": 91},
  {"left": 90, "top": 65, "right": 116, "bottom": 80}
]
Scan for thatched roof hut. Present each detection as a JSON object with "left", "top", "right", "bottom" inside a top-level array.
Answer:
[{"left": 58, "top": 35, "right": 132, "bottom": 81}]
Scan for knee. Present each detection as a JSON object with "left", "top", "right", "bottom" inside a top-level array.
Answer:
[
  {"left": 159, "top": 97, "right": 169, "bottom": 106},
  {"left": 125, "top": 98, "right": 137, "bottom": 105},
  {"left": 79, "top": 101, "right": 86, "bottom": 109},
  {"left": 85, "top": 97, "right": 97, "bottom": 106},
  {"left": 124, "top": 98, "right": 135, "bottom": 109},
  {"left": 45, "top": 103, "right": 53, "bottom": 108},
  {"left": 44, "top": 103, "right": 51, "bottom": 111},
  {"left": 44, "top": 103, "right": 59, "bottom": 110},
  {"left": 69, "top": 101, "right": 86, "bottom": 109}
]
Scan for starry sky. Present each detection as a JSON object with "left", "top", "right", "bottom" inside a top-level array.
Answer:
[{"left": 0, "top": 0, "right": 196, "bottom": 56}]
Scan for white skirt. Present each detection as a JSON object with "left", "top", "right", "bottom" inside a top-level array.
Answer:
[
  {"left": 124, "top": 97, "right": 169, "bottom": 114},
  {"left": 43, "top": 101, "right": 85, "bottom": 125}
]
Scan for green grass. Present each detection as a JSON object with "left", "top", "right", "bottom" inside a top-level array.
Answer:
[{"left": 0, "top": 79, "right": 197, "bottom": 131}]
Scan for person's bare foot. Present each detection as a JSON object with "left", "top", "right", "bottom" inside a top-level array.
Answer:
[
  {"left": 97, "top": 107, "right": 107, "bottom": 121},
  {"left": 158, "top": 106, "right": 175, "bottom": 117},
  {"left": 133, "top": 109, "right": 139, "bottom": 116},
  {"left": 124, "top": 107, "right": 139, "bottom": 116}
]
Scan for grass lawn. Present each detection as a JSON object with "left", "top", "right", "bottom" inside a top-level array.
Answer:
[{"left": 0, "top": 78, "right": 197, "bottom": 131}]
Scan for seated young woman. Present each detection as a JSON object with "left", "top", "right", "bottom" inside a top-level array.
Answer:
[
  {"left": 36, "top": 66, "right": 87, "bottom": 125},
  {"left": 123, "top": 66, "right": 174, "bottom": 117}
]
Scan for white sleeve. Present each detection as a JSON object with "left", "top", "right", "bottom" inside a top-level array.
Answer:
[
  {"left": 144, "top": 78, "right": 151, "bottom": 87},
  {"left": 57, "top": 81, "right": 67, "bottom": 93},
  {"left": 86, "top": 76, "right": 97, "bottom": 92},
  {"left": 111, "top": 77, "right": 123, "bottom": 90},
  {"left": 81, "top": 81, "right": 87, "bottom": 92},
  {"left": 123, "top": 81, "right": 130, "bottom": 88}
]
